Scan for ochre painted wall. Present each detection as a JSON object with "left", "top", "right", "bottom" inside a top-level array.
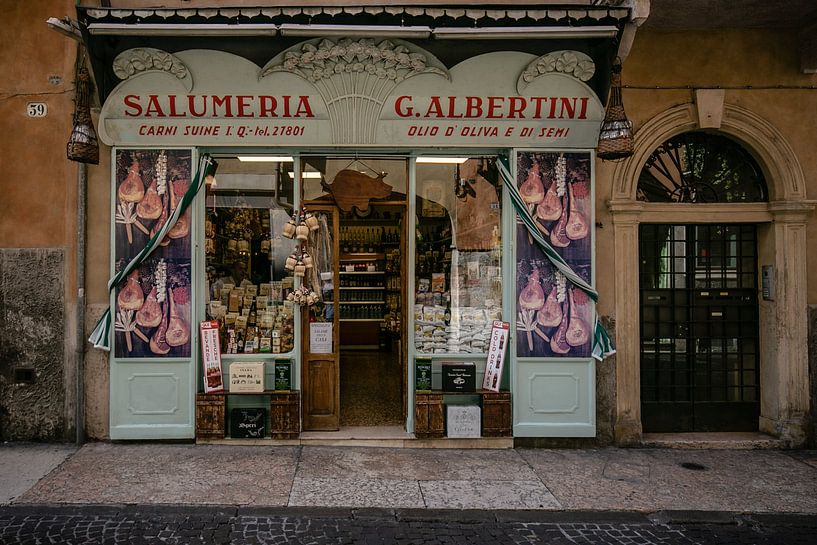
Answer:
[
  {"left": 0, "top": 0, "right": 81, "bottom": 440},
  {"left": 595, "top": 28, "right": 817, "bottom": 312}
]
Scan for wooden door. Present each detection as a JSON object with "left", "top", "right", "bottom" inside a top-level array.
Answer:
[{"left": 302, "top": 205, "right": 341, "bottom": 430}]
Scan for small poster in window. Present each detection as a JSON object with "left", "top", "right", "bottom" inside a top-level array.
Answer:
[
  {"left": 274, "top": 360, "right": 292, "bottom": 391},
  {"left": 483, "top": 320, "right": 510, "bottom": 392},
  {"left": 199, "top": 320, "right": 224, "bottom": 393},
  {"left": 415, "top": 358, "right": 432, "bottom": 391},
  {"left": 309, "top": 322, "right": 333, "bottom": 354}
]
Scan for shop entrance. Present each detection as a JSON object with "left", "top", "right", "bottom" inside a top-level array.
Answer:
[
  {"left": 301, "top": 158, "right": 408, "bottom": 432},
  {"left": 639, "top": 224, "right": 760, "bottom": 432}
]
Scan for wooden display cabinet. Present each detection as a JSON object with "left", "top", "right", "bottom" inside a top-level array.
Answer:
[
  {"left": 195, "top": 391, "right": 301, "bottom": 440},
  {"left": 413, "top": 390, "right": 512, "bottom": 438}
]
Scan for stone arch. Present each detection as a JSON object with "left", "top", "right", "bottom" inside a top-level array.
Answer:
[
  {"left": 611, "top": 103, "right": 806, "bottom": 203},
  {"left": 607, "top": 101, "right": 814, "bottom": 446}
]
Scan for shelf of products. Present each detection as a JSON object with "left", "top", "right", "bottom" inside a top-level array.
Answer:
[
  {"left": 338, "top": 209, "right": 403, "bottom": 342},
  {"left": 204, "top": 202, "right": 296, "bottom": 355},
  {"left": 413, "top": 218, "right": 502, "bottom": 355}
]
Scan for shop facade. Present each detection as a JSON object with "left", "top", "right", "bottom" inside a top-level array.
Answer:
[
  {"left": 84, "top": 6, "right": 622, "bottom": 441},
  {"left": 4, "top": 2, "right": 815, "bottom": 446}
]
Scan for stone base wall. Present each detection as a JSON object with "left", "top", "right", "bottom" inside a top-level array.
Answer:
[{"left": 0, "top": 249, "right": 66, "bottom": 441}]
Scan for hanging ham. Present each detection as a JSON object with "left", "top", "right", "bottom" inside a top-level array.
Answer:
[
  {"left": 549, "top": 195, "right": 571, "bottom": 247},
  {"left": 135, "top": 285, "right": 162, "bottom": 328},
  {"left": 167, "top": 179, "right": 189, "bottom": 240},
  {"left": 117, "top": 271, "right": 144, "bottom": 311},
  {"left": 149, "top": 298, "right": 171, "bottom": 355},
  {"left": 165, "top": 287, "right": 189, "bottom": 347},
  {"left": 519, "top": 162, "right": 545, "bottom": 205},
  {"left": 565, "top": 288, "right": 590, "bottom": 347},
  {"left": 536, "top": 178, "right": 562, "bottom": 222},
  {"left": 536, "top": 286, "right": 562, "bottom": 327},
  {"left": 136, "top": 177, "right": 162, "bottom": 221},
  {"left": 565, "top": 183, "right": 589, "bottom": 241},
  {"left": 518, "top": 269, "right": 545, "bottom": 311},
  {"left": 549, "top": 300, "right": 572, "bottom": 354}
]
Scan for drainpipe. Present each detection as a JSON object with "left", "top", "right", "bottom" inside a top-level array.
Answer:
[{"left": 75, "top": 162, "right": 86, "bottom": 446}]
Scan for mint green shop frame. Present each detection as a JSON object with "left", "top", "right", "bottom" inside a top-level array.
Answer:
[{"left": 108, "top": 147, "right": 597, "bottom": 439}]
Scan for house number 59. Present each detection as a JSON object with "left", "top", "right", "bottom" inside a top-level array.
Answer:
[{"left": 27, "top": 102, "right": 48, "bottom": 118}]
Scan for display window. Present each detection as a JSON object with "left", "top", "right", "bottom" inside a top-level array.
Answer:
[
  {"left": 204, "top": 157, "right": 296, "bottom": 355},
  {"left": 414, "top": 156, "right": 503, "bottom": 355}
]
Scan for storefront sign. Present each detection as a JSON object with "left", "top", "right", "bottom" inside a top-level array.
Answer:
[
  {"left": 99, "top": 45, "right": 604, "bottom": 148},
  {"left": 483, "top": 321, "right": 510, "bottom": 392},
  {"left": 309, "top": 322, "right": 333, "bottom": 354},
  {"left": 199, "top": 320, "right": 224, "bottom": 393}
]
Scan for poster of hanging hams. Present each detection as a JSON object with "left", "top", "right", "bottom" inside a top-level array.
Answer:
[
  {"left": 114, "top": 148, "right": 193, "bottom": 358},
  {"left": 515, "top": 151, "right": 593, "bottom": 358}
]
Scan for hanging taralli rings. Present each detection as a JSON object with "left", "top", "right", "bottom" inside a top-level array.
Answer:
[{"left": 304, "top": 212, "right": 319, "bottom": 232}]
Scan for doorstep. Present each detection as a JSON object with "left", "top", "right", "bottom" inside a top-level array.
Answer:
[
  {"left": 197, "top": 425, "right": 514, "bottom": 448},
  {"left": 641, "top": 431, "right": 787, "bottom": 449}
]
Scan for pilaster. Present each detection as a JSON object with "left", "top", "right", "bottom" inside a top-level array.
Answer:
[{"left": 609, "top": 200, "right": 644, "bottom": 445}]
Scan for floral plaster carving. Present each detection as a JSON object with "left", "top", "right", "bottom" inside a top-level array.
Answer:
[
  {"left": 113, "top": 48, "right": 192, "bottom": 90},
  {"left": 517, "top": 50, "right": 595, "bottom": 93},
  {"left": 261, "top": 38, "right": 449, "bottom": 144}
]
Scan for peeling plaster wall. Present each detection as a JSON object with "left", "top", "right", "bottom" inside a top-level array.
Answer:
[{"left": 0, "top": 250, "right": 66, "bottom": 440}]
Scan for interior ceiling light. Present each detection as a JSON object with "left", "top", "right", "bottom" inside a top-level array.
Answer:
[
  {"left": 237, "top": 156, "right": 294, "bottom": 162},
  {"left": 416, "top": 157, "right": 469, "bottom": 164},
  {"left": 288, "top": 172, "right": 323, "bottom": 179}
]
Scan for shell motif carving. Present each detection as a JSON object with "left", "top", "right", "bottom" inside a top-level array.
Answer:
[
  {"left": 261, "top": 38, "right": 449, "bottom": 144},
  {"left": 517, "top": 50, "right": 596, "bottom": 93},
  {"left": 113, "top": 48, "right": 192, "bottom": 89},
  {"left": 260, "top": 38, "right": 449, "bottom": 83}
]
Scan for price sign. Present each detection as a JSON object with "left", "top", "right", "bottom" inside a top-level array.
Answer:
[{"left": 27, "top": 102, "right": 48, "bottom": 118}]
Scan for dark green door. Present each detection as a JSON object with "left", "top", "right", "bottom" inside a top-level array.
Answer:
[{"left": 639, "top": 224, "right": 760, "bottom": 432}]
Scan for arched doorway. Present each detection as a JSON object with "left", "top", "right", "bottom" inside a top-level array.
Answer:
[
  {"left": 636, "top": 132, "right": 767, "bottom": 432},
  {"left": 608, "top": 103, "right": 813, "bottom": 445}
]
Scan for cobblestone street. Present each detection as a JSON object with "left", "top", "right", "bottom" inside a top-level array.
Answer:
[{"left": 1, "top": 506, "right": 815, "bottom": 545}]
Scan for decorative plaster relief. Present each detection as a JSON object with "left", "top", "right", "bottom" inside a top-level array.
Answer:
[
  {"left": 517, "top": 50, "right": 595, "bottom": 94},
  {"left": 113, "top": 48, "right": 192, "bottom": 91},
  {"left": 261, "top": 38, "right": 450, "bottom": 144}
]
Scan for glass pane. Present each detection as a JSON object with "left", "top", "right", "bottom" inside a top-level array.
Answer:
[
  {"left": 415, "top": 156, "right": 502, "bottom": 355},
  {"left": 637, "top": 132, "right": 767, "bottom": 203},
  {"left": 205, "top": 158, "right": 296, "bottom": 355}
]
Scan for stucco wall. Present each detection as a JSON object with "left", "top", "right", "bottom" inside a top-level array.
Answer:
[
  {"left": 0, "top": 0, "right": 81, "bottom": 441},
  {"left": 596, "top": 28, "right": 817, "bottom": 300}
]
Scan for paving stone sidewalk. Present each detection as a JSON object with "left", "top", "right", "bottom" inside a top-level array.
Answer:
[{"left": 5, "top": 443, "right": 817, "bottom": 514}]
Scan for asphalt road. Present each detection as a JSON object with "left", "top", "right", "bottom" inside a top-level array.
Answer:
[{"left": 1, "top": 506, "right": 816, "bottom": 544}]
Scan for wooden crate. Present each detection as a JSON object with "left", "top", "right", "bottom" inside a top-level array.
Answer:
[
  {"left": 196, "top": 394, "right": 225, "bottom": 439},
  {"left": 270, "top": 391, "right": 301, "bottom": 439},
  {"left": 414, "top": 392, "right": 444, "bottom": 438},
  {"left": 481, "top": 391, "right": 512, "bottom": 437}
]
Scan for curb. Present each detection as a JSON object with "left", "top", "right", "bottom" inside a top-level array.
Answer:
[{"left": 2, "top": 504, "right": 815, "bottom": 527}]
